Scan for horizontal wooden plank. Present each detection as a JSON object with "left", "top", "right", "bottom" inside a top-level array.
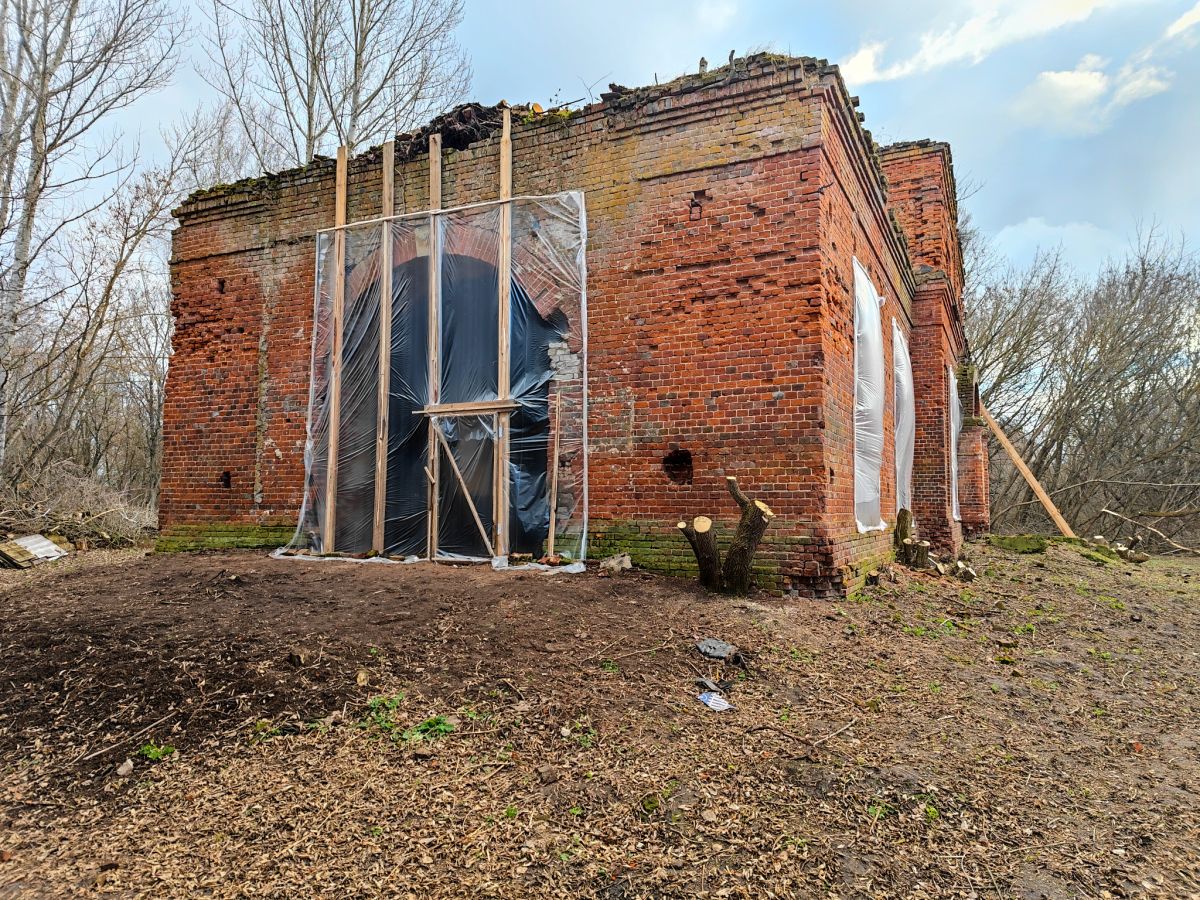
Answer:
[{"left": 419, "top": 399, "right": 518, "bottom": 416}]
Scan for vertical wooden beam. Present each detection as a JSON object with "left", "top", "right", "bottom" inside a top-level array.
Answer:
[
  {"left": 371, "top": 140, "right": 395, "bottom": 553},
  {"left": 321, "top": 146, "right": 348, "bottom": 552},
  {"left": 493, "top": 108, "right": 513, "bottom": 558},
  {"left": 426, "top": 134, "right": 443, "bottom": 559},
  {"left": 546, "top": 388, "right": 561, "bottom": 556},
  {"left": 981, "top": 404, "right": 1076, "bottom": 538}
]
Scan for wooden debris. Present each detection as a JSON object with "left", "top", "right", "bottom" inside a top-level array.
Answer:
[
  {"left": 1101, "top": 507, "right": 1199, "bottom": 557},
  {"left": 0, "top": 540, "right": 37, "bottom": 569}
]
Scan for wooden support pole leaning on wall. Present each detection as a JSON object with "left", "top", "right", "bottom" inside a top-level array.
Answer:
[
  {"left": 371, "top": 140, "right": 395, "bottom": 554},
  {"left": 433, "top": 422, "right": 495, "bottom": 557},
  {"left": 426, "top": 134, "right": 443, "bottom": 559},
  {"left": 321, "top": 146, "right": 349, "bottom": 552},
  {"left": 493, "top": 108, "right": 513, "bottom": 558},
  {"left": 980, "top": 403, "right": 1076, "bottom": 538}
]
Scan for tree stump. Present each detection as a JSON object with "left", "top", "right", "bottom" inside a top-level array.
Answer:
[
  {"left": 721, "top": 476, "right": 776, "bottom": 595},
  {"left": 677, "top": 515, "right": 722, "bottom": 591},
  {"left": 894, "top": 508, "right": 913, "bottom": 548},
  {"left": 898, "top": 537, "right": 930, "bottom": 570}
]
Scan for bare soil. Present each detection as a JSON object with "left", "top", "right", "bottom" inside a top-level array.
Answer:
[{"left": 1, "top": 542, "right": 1197, "bottom": 898}]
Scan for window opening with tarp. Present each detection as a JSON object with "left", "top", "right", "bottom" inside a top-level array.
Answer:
[
  {"left": 853, "top": 258, "right": 886, "bottom": 532},
  {"left": 892, "top": 319, "right": 915, "bottom": 514},
  {"left": 287, "top": 191, "right": 588, "bottom": 562}
]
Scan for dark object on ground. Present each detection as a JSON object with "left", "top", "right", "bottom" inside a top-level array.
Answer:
[{"left": 696, "top": 638, "right": 738, "bottom": 661}]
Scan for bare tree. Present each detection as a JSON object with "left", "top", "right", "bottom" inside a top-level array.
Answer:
[
  {"left": 0, "top": 0, "right": 182, "bottom": 469},
  {"left": 0, "top": 118, "right": 188, "bottom": 511},
  {"left": 202, "top": 0, "right": 469, "bottom": 173},
  {"left": 965, "top": 227, "right": 1200, "bottom": 551}
]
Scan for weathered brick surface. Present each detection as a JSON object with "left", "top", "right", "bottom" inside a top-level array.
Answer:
[
  {"left": 162, "top": 55, "right": 985, "bottom": 595},
  {"left": 877, "top": 141, "right": 990, "bottom": 554}
]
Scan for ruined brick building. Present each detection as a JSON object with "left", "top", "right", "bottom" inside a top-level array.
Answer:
[{"left": 160, "top": 54, "right": 990, "bottom": 597}]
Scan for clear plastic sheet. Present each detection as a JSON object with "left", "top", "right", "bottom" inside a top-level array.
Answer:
[
  {"left": 853, "top": 259, "right": 886, "bottom": 532},
  {"left": 892, "top": 319, "right": 915, "bottom": 513},
  {"left": 948, "top": 363, "right": 962, "bottom": 522},
  {"left": 288, "top": 192, "right": 588, "bottom": 562}
]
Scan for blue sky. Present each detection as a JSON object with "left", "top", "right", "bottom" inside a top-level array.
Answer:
[
  {"left": 153, "top": 0, "right": 1200, "bottom": 273},
  {"left": 457, "top": 0, "right": 1200, "bottom": 273}
]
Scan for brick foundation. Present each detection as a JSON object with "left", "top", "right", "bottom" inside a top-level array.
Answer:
[{"left": 161, "top": 55, "right": 985, "bottom": 596}]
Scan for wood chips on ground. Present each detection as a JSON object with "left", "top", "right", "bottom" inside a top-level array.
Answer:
[{"left": 1, "top": 543, "right": 1198, "bottom": 897}]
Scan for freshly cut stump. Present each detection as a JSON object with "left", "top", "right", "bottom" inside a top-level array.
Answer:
[
  {"left": 722, "top": 476, "right": 776, "bottom": 595},
  {"left": 678, "top": 516, "right": 722, "bottom": 591}
]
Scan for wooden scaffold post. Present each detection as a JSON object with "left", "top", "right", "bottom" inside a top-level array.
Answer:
[
  {"left": 426, "top": 133, "right": 443, "bottom": 559},
  {"left": 371, "top": 140, "right": 395, "bottom": 554},
  {"left": 321, "top": 146, "right": 349, "bottom": 552},
  {"left": 493, "top": 107, "right": 513, "bottom": 558}
]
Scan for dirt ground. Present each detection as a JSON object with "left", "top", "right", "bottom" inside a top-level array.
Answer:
[{"left": 1, "top": 542, "right": 1198, "bottom": 898}]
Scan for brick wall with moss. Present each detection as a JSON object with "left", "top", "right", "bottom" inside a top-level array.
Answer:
[
  {"left": 163, "top": 53, "right": 972, "bottom": 598},
  {"left": 156, "top": 523, "right": 296, "bottom": 552}
]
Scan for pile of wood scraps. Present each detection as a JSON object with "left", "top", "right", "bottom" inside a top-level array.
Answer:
[{"left": 0, "top": 533, "right": 71, "bottom": 569}]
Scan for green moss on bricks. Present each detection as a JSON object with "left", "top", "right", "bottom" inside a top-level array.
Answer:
[
  {"left": 155, "top": 524, "right": 295, "bottom": 553},
  {"left": 989, "top": 534, "right": 1049, "bottom": 554}
]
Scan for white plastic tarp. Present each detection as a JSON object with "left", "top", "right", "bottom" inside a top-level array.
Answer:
[
  {"left": 853, "top": 258, "right": 885, "bottom": 532},
  {"left": 892, "top": 319, "right": 915, "bottom": 513},
  {"left": 948, "top": 364, "right": 962, "bottom": 521},
  {"left": 288, "top": 192, "right": 589, "bottom": 562}
]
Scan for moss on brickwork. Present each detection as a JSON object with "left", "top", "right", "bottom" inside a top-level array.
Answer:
[
  {"left": 842, "top": 548, "right": 897, "bottom": 596},
  {"left": 156, "top": 524, "right": 295, "bottom": 552}
]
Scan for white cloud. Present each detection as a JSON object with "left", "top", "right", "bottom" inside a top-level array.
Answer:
[
  {"left": 1009, "top": 1, "right": 1196, "bottom": 137},
  {"left": 696, "top": 0, "right": 737, "bottom": 31},
  {"left": 1164, "top": 0, "right": 1200, "bottom": 39},
  {"left": 841, "top": 0, "right": 1144, "bottom": 84},
  {"left": 1011, "top": 54, "right": 1170, "bottom": 134},
  {"left": 992, "top": 217, "right": 1127, "bottom": 272}
]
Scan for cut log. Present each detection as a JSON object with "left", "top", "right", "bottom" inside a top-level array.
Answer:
[
  {"left": 898, "top": 537, "right": 930, "bottom": 570},
  {"left": 894, "top": 508, "right": 912, "bottom": 548},
  {"left": 721, "top": 476, "right": 776, "bottom": 595},
  {"left": 678, "top": 516, "right": 722, "bottom": 591}
]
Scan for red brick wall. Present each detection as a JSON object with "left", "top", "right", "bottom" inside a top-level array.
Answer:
[
  {"left": 878, "top": 142, "right": 977, "bottom": 554},
  {"left": 813, "top": 79, "right": 921, "bottom": 588},
  {"left": 163, "top": 56, "right": 978, "bottom": 593}
]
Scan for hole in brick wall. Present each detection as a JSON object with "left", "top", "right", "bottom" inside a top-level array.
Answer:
[
  {"left": 220, "top": 470, "right": 231, "bottom": 489},
  {"left": 217, "top": 278, "right": 225, "bottom": 294},
  {"left": 662, "top": 449, "right": 693, "bottom": 485}
]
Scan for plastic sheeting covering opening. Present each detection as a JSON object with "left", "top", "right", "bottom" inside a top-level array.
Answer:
[
  {"left": 853, "top": 258, "right": 886, "bottom": 532},
  {"left": 948, "top": 364, "right": 962, "bottom": 522},
  {"left": 892, "top": 319, "right": 915, "bottom": 514},
  {"left": 287, "top": 191, "right": 588, "bottom": 562}
]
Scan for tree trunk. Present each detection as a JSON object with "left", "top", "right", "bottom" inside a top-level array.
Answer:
[
  {"left": 894, "top": 508, "right": 912, "bottom": 547},
  {"left": 721, "top": 476, "right": 775, "bottom": 595},
  {"left": 677, "top": 515, "right": 722, "bottom": 591}
]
